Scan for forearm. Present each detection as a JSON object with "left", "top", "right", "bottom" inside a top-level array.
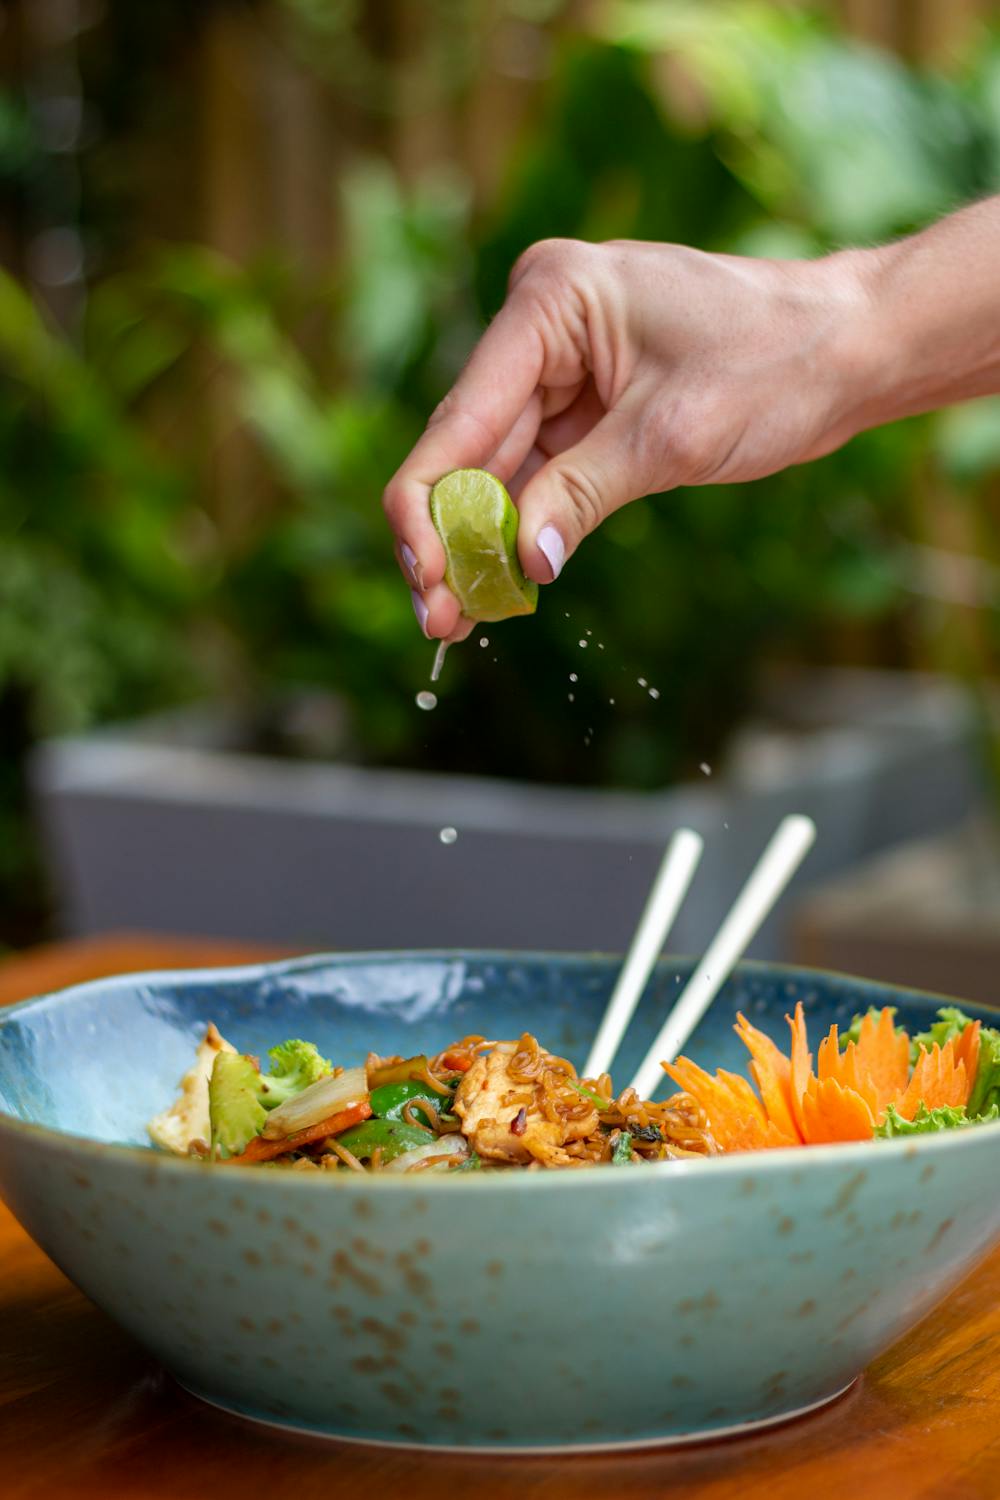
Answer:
[{"left": 843, "top": 196, "right": 1000, "bottom": 432}]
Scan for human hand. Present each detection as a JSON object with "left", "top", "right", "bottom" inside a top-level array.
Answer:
[{"left": 383, "top": 236, "right": 872, "bottom": 641}]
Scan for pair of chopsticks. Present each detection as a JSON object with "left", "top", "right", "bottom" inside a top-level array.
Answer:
[{"left": 583, "top": 815, "right": 816, "bottom": 1099}]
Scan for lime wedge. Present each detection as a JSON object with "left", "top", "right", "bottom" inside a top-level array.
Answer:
[{"left": 430, "top": 469, "right": 538, "bottom": 623}]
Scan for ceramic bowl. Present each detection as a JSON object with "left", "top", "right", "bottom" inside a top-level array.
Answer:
[{"left": 1, "top": 951, "right": 999, "bottom": 1453}]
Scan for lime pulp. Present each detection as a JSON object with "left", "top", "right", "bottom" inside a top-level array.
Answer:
[{"left": 429, "top": 469, "right": 538, "bottom": 623}]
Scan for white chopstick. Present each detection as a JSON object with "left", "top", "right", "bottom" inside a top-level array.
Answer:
[
  {"left": 582, "top": 828, "right": 704, "bottom": 1081},
  {"left": 628, "top": 814, "right": 817, "bottom": 1100}
]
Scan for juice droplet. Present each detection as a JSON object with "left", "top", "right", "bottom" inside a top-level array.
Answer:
[
  {"left": 569, "top": 672, "right": 578, "bottom": 683},
  {"left": 597, "top": 642, "right": 605, "bottom": 650},
  {"left": 586, "top": 629, "right": 592, "bottom": 636},
  {"left": 609, "top": 698, "right": 616, "bottom": 706},
  {"left": 578, "top": 640, "right": 588, "bottom": 649},
  {"left": 479, "top": 637, "right": 489, "bottom": 648},
  {"left": 430, "top": 641, "right": 448, "bottom": 683},
  {"left": 568, "top": 693, "right": 575, "bottom": 702},
  {"left": 416, "top": 691, "right": 437, "bottom": 711},
  {"left": 439, "top": 826, "right": 458, "bottom": 845},
  {"left": 638, "top": 677, "right": 648, "bottom": 688},
  {"left": 648, "top": 687, "right": 660, "bottom": 700},
  {"left": 699, "top": 762, "right": 712, "bottom": 776}
]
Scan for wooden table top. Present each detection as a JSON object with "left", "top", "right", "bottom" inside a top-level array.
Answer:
[{"left": 2, "top": 934, "right": 999, "bottom": 1499}]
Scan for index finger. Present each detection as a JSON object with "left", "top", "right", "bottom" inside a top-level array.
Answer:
[{"left": 382, "top": 298, "right": 544, "bottom": 590}]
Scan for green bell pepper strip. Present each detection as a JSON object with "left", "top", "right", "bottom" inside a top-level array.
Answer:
[
  {"left": 369, "top": 1079, "right": 455, "bottom": 1129},
  {"left": 335, "top": 1119, "right": 433, "bottom": 1163}
]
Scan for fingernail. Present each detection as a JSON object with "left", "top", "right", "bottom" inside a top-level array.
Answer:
[
  {"left": 411, "top": 589, "right": 430, "bottom": 638},
  {"left": 401, "top": 542, "right": 423, "bottom": 590},
  {"left": 536, "top": 524, "right": 565, "bottom": 581}
]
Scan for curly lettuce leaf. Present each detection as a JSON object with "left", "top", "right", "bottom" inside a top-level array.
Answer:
[
  {"left": 259, "top": 1037, "right": 331, "bottom": 1110},
  {"left": 876, "top": 1101, "right": 998, "bottom": 1138},
  {"left": 968, "top": 1025, "right": 1000, "bottom": 1120},
  {"left": 910, "top": 1005, "right": 976, "bottom": 1064}
]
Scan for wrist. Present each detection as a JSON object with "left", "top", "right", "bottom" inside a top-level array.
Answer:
[
  {"left": 826, "top": 206, "right": 1000, "bottom": 432},
  {"left": 809, "top": 245, "right": 896, "bottom": 444}
]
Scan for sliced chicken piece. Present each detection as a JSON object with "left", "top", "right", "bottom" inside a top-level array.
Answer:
[
  {"left": 148, "top": 1023, "right": 236, "bottom": 1155},
  {"left": 453, "top": 1043, "right": 598, "bottom": 1166}
]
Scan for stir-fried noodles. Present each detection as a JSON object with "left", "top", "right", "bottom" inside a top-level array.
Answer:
[{"left": 148, "top": 1027, "right": 717, "bottom": 1171}]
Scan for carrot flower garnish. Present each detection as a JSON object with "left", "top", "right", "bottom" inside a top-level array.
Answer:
[{"left": 663, "top": 1001, "right": 988, "bottom": 1152}]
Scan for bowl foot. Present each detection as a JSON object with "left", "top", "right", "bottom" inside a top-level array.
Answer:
[{"left": 176, "top": 1374, "right": 860, "bottom": 1454}]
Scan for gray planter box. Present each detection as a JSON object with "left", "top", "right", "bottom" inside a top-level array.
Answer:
[
  {"left": 792, "top": 815, "right": 1000, "bottom": 1005},
  {"left": 31, "top": 669, "right": 986, "bottom": 958}
]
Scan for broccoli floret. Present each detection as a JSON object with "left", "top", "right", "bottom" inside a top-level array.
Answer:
[
  {"left": 206, "top": 1039, "right": 333, "bottom": 1156},
  {"left": 208, "top": 1052, "right": 267, "bottom": 1158},
  {"left": 258, "top": 1038, "right": 331, "bottom": 1110}
]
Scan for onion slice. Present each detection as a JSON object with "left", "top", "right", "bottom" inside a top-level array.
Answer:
[
  {"left": 382, "top": 1135, "right": 469, "bottom": 1173},
  {"left": 262, "top": 1066, "right": 368, "bottom": 1140}
]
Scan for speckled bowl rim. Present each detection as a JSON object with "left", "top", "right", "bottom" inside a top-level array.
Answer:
[{"left": 2, "top": 949, "right": 999, "bottom": 1188}]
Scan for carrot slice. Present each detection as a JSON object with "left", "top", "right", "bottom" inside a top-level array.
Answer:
[
  {"left": 663, "top": 1058, "right": 768, "bottom": 1151},
  {"left": 787, "top": 1002, "right": 813, "bottom": 1141},
  {"left": 437, "top": 1052, "right": 473, "bottom": 1073},
  {"left": 663, "top": 1058, "right": 796, "bottom": 1152},
  {"left": 735, "top": 1012, "right": 803, "bottom": 1143},
  {"left": 897, "top": 1040, "right": 968, "bottom": 1120},
  {"left": 853, "top": 1007, "right": 911, "bottom": 1116},
  {"left": 952, "top": 1020, "right": 981, "bottom": 1095},
  {"left": 816, "top": 1027, "right": 880, "bottom": 1119},
  {"left": 223, "top": 1099, "right": 373, "bottom": 1164},
  {"left": 815, "top": 1026, "right": 851, "bottom": 1086},
  {"left": 800, "top": 1076, "right": 874, "bottom": 1143}
]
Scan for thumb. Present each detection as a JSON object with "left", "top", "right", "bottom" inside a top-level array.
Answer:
[{"left": 514, "top": 406, "right": 652, "bottom": 584}]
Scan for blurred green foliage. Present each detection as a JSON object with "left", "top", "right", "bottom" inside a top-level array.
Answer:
[{"left": 3, "top": 0, "right": 1000, "bottom": 941}]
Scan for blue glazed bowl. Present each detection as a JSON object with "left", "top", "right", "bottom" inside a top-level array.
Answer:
[{"left": 1, "top": 951, "right": 999, "bottom": 1452}]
